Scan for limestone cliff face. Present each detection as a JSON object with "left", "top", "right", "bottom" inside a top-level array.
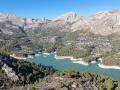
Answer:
[
  {"left": 0, "top": 13, "right": 49, "bottom": 36},
  {"left": 54, "top": 10, "right": 120, "bottom": 35},
  {"left": 54, "top": 12, "right": 80, "bottom": 23},
  {"left": 0, "top": 13, "right": 24, "bottom": 27},
  {"left": 0, "top": 13, "right": 49, "bottom": 25},
  {"left": 1, "top": 10, "right": 120, "bottom": 36}
]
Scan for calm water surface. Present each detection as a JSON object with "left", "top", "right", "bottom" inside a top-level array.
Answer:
[{"left": 27, "top": 54, "right": 120, "bottom": 81}]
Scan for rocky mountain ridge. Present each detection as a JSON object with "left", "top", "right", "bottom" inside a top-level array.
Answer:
[
  {"left": 1, "top": 10, "right": 120, "bottom": 35},
  {"left": 57, "top": 10, "right": 120, "bottom": 35},
  {"left": 53, "top": 10, "right": 120, "bottom": 35}
]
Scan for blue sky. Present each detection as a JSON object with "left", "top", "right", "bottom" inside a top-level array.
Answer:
[{"left": 0, "top": 0, "right": 120, "bottom": 19}]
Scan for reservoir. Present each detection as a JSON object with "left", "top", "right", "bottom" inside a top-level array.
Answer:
[{"left": 27, "top": 54, "right": 120, "bottom": 81}]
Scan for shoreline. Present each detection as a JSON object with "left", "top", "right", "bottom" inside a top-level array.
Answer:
[
  {"left": 98, "top": 64, "right": 120, "bottom": 70},
  {"left": 91, "top": 61, "right": 96, "bottom": 64},
  {"left": 54, "top": 55, "right": 88, "bottom": 65},
  {"left": 10, "top": 54, "right": 27, "bottom": 60},
  {"left": 43, "top": 52, "right": 50, "bottom": 55},
  {"left": 54, "top": 55, "right": 120, "bottom": 69},
  {"left": 98, "top": 58, "right": 120, "bottom": 70},
  {"left": 27, "top": 55, "right": 34, "bottom": 59},
  {"left": 10, "top": 53, "right": 120, "bottom": 70}
]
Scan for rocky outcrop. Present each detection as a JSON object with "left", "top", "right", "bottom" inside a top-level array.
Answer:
[
  {"left": 54, "top": 12, "right": 80, "bottom": 23},
  {"left": 2, "top": 64, "right": 18, "bottom": 81}
]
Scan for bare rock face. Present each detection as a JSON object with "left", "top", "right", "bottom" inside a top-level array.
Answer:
[
  {"left": 54, "top": 12, "right": 80, "bottom": 23},
  {"left": 0, "top": 13, "right": 50, "bottom": 28},
  {"left": 23, "top": 18, "right": 50, "bottom": 30},
  {"left": 1, "top": 10, "right": 120, "bottom": 36},
  {"left": 0, "top": 13, "right": 8, "bottom": 22},
  {"left": 54, "top": 10, "right": 120, "bottom": 35},
  {"left": 0, "top": 13, "right": 25, "bottom": 36},
  {"left": 0, "top": 13, "right": 50, "bottom": 37},
  {"left": 88, "top": 11, "right": 120, "bottom": 35},
  {"left": 0, "top": 13, "right": 24, "bottom": 27}
]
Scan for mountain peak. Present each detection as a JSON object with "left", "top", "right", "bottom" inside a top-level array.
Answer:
[
  {"left": 63, "top": 11, "right": 77, "bottom": 17},
  {"left": 54, "top": 11, "right": 79, "bottom": 22}
]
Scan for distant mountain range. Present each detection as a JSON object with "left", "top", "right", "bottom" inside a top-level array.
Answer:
[{"left": 1, "top": 10, "right": 120, "bottom": 36}]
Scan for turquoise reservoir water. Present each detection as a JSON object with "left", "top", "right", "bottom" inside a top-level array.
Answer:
[{"left": 28, "top": 54, "right": 120, "bottom": 81}]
